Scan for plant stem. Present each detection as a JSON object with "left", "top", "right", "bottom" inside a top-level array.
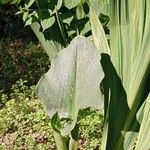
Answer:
[
  {"left": 55, "top": 7, "right": 68, "bottom": 47},
  {"left": 53, "top": 131, "right": 78, "bottom": 150},
  {"left": 69, "top": 138, "right": 77, "bottom": 150},
  {"left": 53, "top": 131, "right": 69, "bottom": 150}
]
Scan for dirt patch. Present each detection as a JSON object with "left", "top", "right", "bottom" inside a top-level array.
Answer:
[{"left": 0, "top": 132, "right": 18, "bottom": 150}]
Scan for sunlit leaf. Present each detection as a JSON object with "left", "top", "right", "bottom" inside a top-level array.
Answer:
[
  {"left": 27, "top": 0, "right": 35, "bottom": 7},
  {"left": 64, "top": 0, "right": 80, "bottom": 9},
  {"left": 90, "top": 8, "right": 110, "bottom": 54},
  {"left": 89, "top": 0, "right": 109, "bottom": 16},
  {"left": 60, "top": 13, "right": 74, "bottom": 26},
  {"left": 135, "top": 94, "right": 150, "bottom": 150},
  {"left": 100, "top": 0, "right": 150, "bottom": 150},
  {"left": 41, "top": 16, "right": 55, "bottom": 31},
  {"left": 37, "top": 36, "right": 104, "bottom": 121}
]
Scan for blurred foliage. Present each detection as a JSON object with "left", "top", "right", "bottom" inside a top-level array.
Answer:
[
  {"left": 0, "top": 4, "right": 13, "bottom": 34},
  {"left": 0, "top": 39, "right": 49, "bottom": 93},
  {"left": 0, "top": 96, "right": 56, "bottom": 150},
  {"left": 0, "top": 80, "right": 103, "bottom": 149}
]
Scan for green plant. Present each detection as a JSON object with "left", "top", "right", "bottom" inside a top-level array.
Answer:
[
  {"left": 14, "top": 0, "right": 109, "bottom": 61},
  {"left": 0, "top": 1, "right": 20, "bottom": 37},
  {"left": 11, "top": 1, "right": 108, "bottom": 149},
  {"left": 0, "top": 39, "right": 49, "bottom": 93},
  {"left": 0, "top": 84, "right": 103, "bottom": 149},
  {"left": 90, "top": 0, "right": 150, "bottom": 150},
  {"left": 36, "top": 1, "right": 150, "bottom": 150},
  {"left": 78, "top": 109, "right": 104, "bottom": 149},
  {"left": 37, "top": 36, "right": 104, "bottom": 149},
  {"left": 0, "top": 97, "right": 56, "bottom": 149}
]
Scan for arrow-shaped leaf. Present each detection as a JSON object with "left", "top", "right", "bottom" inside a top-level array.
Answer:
[{"left": 37, "top": 36, "right": 104, "bottom": 121}]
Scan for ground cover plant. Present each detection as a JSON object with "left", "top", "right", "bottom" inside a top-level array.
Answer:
[{"left": 0, "top": 90, "right": 103, "bottom": 150}]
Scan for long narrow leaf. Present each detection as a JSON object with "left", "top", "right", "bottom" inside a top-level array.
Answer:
[
  {"left": 100, "top": 0, "right": 150, "bottom": 149},
  {"left": 135, "top": 94, "right": 150, "bottom": 150},
  {"left": 90, "top": 8, "right": 110, "bottom": 54}
]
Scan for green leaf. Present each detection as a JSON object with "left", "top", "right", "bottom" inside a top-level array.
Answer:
[
  {"left": 109, "top": 1, "right": 150, "bottom": 107},
  {"left": 76, "top": 3, "right": 85, "bottom": 20},
  {"left": 37, "top": 36, "right": 104, "bottom": 120},
  {"left": 48, "top": 0, "right": 63, "bottom": 13},
  {"left": 23, "top": 12, "right": 29, "bottom": 22},
  {"left": 100, "top": 1, "right": 150, "bottom": 150},
  {"left": 123, "top": 131, "right": 138, "bottom": 150},
  {"left": 135, "top": 94, "right": 150, "bottom": 150},
  {"left": 25, "top": 11, "right": 38, "bottom": 26},
  {"left": 123, "top": 100, "right": 147, "bottom": 150},
  {"left": 89, "top": 0, "right": 109, "bottom": 16},
  {"left": 11, "top": 0, "right": 21, "bottom": 4},
  {"left": 37, "top": 9, "right": 51, "bottom": 20},
  {"left": 27, "top": 0, "right": 35, "bottom": 7},
  {"left": 60, "top": 13, "right": 74, "bottom": 26},
  {"left": 53, "top": 130, "right": 69, "bottom": 150},
  {"left": 35, "top": 0, "right": 48, "bottom": 8},
  {"left": 90, "top": 8, "right": 110, "bottom": 54},
  {"left": 51, "top": 113, "right": 73, "bottom": 150},
  {"left": 64, "top": 0, "right": 80, "bottom": 9},
  {"left": 80, "top": 21, "right": 90, "bottom": 36},
  {"left": 100, "top": 54, "right": 129, "bottom": 150},
  {"left": 41, "top": 16, "right": 55, "bottom": 31},
  {"left": 30, "top": 22, "right": 62, "bottom": 61},
  {"left": 0, "top": 0, "right": 6, "bottom": 4},
  {"left": 51, "top": 112, "right": 61, "bottom": 133}
]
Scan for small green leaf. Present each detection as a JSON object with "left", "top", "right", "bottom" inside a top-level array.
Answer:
[
  {"left": 80, "top": 21, "right": 90, "bottom": 35},
  {"left": 37, "top": 9, "right": 51, "bottom": 20},
  {"left": 60, "top": 13, "right": 74, "bottom": 26},
  {"left": 68, "top": 30, "right": 76, "bottom": 37},
  {"left": 56, "top": 0, "right": 63, "bottom": 10},
  {"left": 48, "top": 0, "right": 63, "bottom": 13},
  {"left": 41, "top": 16, "right": 55, "bottom": 31},
  {"left": 25, "top": 11, "right": 38, "bottom": 26},
  {"left": 89, "top": 0, "right": 109, "bottom": 16},
  {"left": 27, "top": 0, "right": 35, "bottom": 7},
  {"left": 11, "top": 0, "right": 21, "bottom": 4},
  {"left": 71, "top": 123, "right": 79, "bottom": 141},
  {"left": 90, "top": 8, "right": 110, "bottom": 54},
  {"left": 51, "top": 112, "right": 61, "bottom": 133},
  {"left": 23, "top": 12, "right": 29, "bottom": 22},
  {"left": 64, "top": 0, "right": 80, "bottom": 9},
  {"left": 76, "top": 4, "right": 85, "bottom": 20}
]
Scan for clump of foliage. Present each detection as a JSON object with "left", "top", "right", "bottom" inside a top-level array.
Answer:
[
  {"left": 0, "top": 40, "right": 49, "bottom": 93},
  {"left": 78, "top": 109, "right": 104, "bottom": 149},
  {"left": 0, "top": 0, "right": 17, "bottom": 36},
  {"left": 0, "top": 81, "right": 103, "bottom": 150},
  {"left": 0, "top": 95, "right": 56, "bottom": 150},
  {"left": 12, "top": 0, "right": 109, "bottom": 61}
]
